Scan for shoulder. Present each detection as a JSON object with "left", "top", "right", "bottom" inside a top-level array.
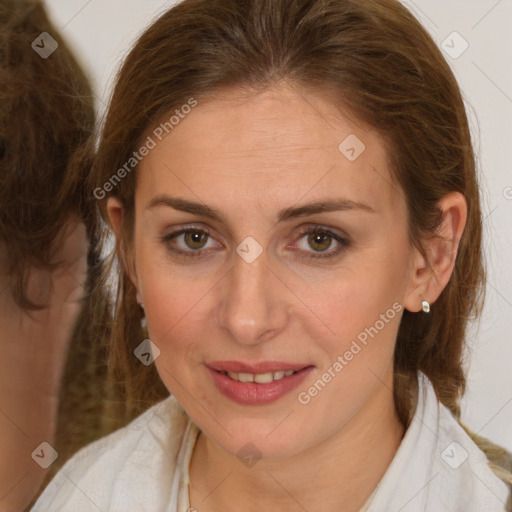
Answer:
[
  {"left": 369, "top": 373, "right": 511, "bottom": 512},
  {"left": 421, "top": 373, "right": 510, "bottom": 511},
  {"left": 31, "top": 395, "right": 189, "bottom": 512}
]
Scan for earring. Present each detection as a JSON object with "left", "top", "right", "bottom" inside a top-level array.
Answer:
[
  {"left": 421, "top": 300, "right": 430, "bottom": 313},
  {"left": 138, "top": 303, "right": 147, "bottom": 329}
]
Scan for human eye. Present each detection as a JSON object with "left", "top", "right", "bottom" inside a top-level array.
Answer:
[
  {"left": 290, "top": 225, "right": 350, "bottom": 260},
  {"left": 160, "top": 225, "right": 222, "bottom": 258}
]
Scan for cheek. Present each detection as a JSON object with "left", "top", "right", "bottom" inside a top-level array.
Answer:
[
  {"left": 297, "top": 250, "right": 406, "bottom": 338},
  {"left": 140, "top": 269, "right": 213, "bottom": 401},
  {"left": 142, "top": 273, "right": 211, "bottom": 353},
  {"left": 135, "top": 244, "right": 214, "bottom": 358}
]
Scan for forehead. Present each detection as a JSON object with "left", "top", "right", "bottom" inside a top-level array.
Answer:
[{"left": 136, "top": 85, "right": 402, "bottom": 216}]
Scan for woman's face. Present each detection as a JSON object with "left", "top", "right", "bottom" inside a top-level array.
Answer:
[{"left": 118, "top": 85, "right": 421, "bottom": 459}]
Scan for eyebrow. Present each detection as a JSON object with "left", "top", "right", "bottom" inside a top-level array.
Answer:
[{"left": 146, "top": 195, "right": 375, "bottom": 223}]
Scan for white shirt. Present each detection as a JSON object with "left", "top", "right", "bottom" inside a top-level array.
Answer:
[{"left": 31, "top": 373, "right": 510, "bottom": 511}]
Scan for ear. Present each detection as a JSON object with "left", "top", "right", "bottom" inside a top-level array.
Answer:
[
  {"left": 106, "top": 197, "right": 142, "bottom": 304},
  {"left": 404, "top": 191, "right": 467, "bottom": 313}
]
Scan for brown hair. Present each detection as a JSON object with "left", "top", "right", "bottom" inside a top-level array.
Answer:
[
  {"left": 91, "top": 0, "right": 511, "bottom": 485},
  {"left": 0, "top": 1, "right": 126, "bottom": 504},
  {"left": 0, "top": 0, "right": 95, "bottom": 309}
]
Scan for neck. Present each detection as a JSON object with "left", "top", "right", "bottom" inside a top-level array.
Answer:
[{"left": 189, "top": 371, "right": 404, "bottom": 512}]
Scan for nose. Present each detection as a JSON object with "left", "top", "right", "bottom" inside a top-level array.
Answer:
[{"left": 218, "top": 251, "right": 289, "bottom": 346}]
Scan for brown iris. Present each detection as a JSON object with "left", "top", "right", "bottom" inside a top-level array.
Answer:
[
  {"left": 308, "top": 231, "right": 332, "bottom": 252},
  {"left": 184, "top": 230, "right": 208, "bottom": 249}
]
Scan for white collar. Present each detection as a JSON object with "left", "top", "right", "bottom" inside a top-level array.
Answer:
[
  {"left": 170, "top": 372, "right": 510, "bottom": 512},
  {"left": 365, "top": 372, "right": 509, "bottom": 511}
]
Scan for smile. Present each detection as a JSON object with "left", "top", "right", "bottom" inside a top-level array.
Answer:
[{"left": 207, "top": 362, "right": 314, "bottom": 405}]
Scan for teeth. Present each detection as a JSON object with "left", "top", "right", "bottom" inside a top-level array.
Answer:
[
  {"left": 254, "top": 372, "right": 274, "bottom": 384},
  {"left": 223, "top": 369, "right": 298, "bottom": 383},
  {"left": 238, "top": 372, "right": 254, "bottom": 383}
]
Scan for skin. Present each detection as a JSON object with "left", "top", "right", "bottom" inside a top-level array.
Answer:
[
  {"left": 0, "top": 219, "right": 87, "bottom": 512},
  {"left": 108, "top": 83, "right": 467, "bottom": 512}
]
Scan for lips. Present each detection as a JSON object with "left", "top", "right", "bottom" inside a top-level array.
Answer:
[{"left": 206, "top": 361, "right": 314, "bottom": 405}]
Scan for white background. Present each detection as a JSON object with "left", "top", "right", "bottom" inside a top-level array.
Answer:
[{"left": 41, "top": 0, "right": 512, "bottom": 450}]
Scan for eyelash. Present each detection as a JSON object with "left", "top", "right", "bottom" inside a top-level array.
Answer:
[{"left": 160, "top": 225, "right": 350, "bottom": 260}]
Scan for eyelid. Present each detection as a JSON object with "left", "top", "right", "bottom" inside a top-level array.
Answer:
[{"left": 294, "top": 224, "right": 349, "bottom": 242}]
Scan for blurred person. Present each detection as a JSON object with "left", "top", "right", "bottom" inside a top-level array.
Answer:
[{"left": 0, "top": 2, "right": 128, "bottom": 510}]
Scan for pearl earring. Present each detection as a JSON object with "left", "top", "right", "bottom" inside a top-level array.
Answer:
[{"left": 421, "top": 300, "right": 430, "bottom": 313}]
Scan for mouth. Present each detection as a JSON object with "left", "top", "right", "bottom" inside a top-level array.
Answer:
[
  {"left": 206, "top": 361, "right": 314, "bottom": 405},
  {"left": 217, "top": 369, "right": 299, "bottom": 383}
]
